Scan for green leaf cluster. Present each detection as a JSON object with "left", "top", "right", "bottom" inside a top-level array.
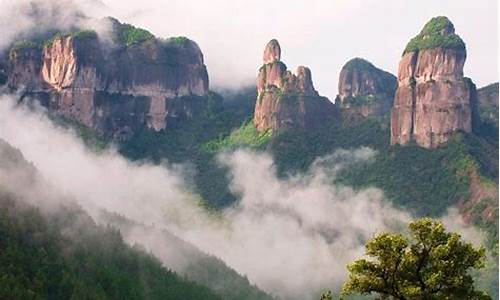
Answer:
[
  {"left": 167, "top": 36, "right": 190, "bottom": 46},
  {"left": 202, "top": 121, "right": 272, "bottom": 153},
  {"left": 42, "top": 30, "right": 98, "bottom": 48},
  {"left": 116, "top": 24, "right": 154, "bottom": 46},
  {"left": 343, "top": 218, "right": 491, "bottom": 299},
  {"left": 404, "top": 16, "right": 465, "bottom": 54}
]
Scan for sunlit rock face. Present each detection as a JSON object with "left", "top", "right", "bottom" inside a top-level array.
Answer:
[
  {"left": 6, "top": 18, "right": 209, "bottom": 140},
  {"left": 254, "top": 39, "right": 335, "bottom": 133},
  {"left": 337, "top": 58, "right": 397, "bottom": 118},
  {"left": 391, "top": 16, "right": 478, "bottom": 149}
]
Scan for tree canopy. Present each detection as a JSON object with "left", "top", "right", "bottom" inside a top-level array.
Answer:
[{"left": 342, "top": 218, "right": 491, "bottom": 300}]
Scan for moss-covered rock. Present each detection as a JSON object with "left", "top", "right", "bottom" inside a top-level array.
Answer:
[{"left": 404, "top": 16, "right": 465, "bottom": 54}]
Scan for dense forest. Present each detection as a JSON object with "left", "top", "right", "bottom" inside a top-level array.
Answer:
[{"left": 0, "top": 138, "right": 273, "bottom": 300}]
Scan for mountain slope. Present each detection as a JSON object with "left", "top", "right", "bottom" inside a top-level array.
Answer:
[{"left": 0, "top": 139, "right": 272, "bottom": 300}]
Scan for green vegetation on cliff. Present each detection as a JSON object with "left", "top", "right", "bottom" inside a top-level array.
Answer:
[
  {"left": 119, "top": 91, "right": 256, "bottom": 208},
  {"left": 404, "top": 16, "right": 465, "bottom": 54},
  {"left": 42, "top": 30, "right": 98, "bottom": 48},
  {"left": 9, "top": 40, "right": 41, "bottom": 59},
  {"left": 272, "top": 117, "right": 497, "bottom": 221},
  {"left": 10, "top": 40, "right": 40, "bottom": 51},
  {"left": 342, "top": 57, "right": 376, "bottom": 71},
  {"left": 202, "top": 121, "right": 272, "bottom": 153},
  {"left": 478, "top": 83, "right": 499, "bottom": 127},
  {"left": 338, "top": 94, "right": 378, "bottom": 107},
  {"left": 116, "top": 23, "right": 155, "bottom": 46},
  {"left": 167, "top": 36, "right": 190, "bottom": 46}
]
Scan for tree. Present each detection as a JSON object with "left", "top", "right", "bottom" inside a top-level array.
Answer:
[
  {"left": 342, "top": 218, "right": 491, "bottom": 300},
  {"left": 320, "top": 290, "right": 333, "bottom": 300}
]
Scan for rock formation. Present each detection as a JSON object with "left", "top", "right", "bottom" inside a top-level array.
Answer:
[
  {"left": 253, "top": 39, "right": 335, "bottom": 132},
  {"left": 5, "top": 18, "right": 209, "bottom": 140},
  {"left": 337, "top": 58, "right": 396, "bottom": 117},
  {"left": 477, "top": 83, "right": 499, "bottom": 126},
  {"left": 391, "top": 16, "right": 478, "bottom": 148}
]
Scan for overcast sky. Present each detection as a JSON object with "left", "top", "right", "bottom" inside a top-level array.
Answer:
[{"left": 27, "top": 0, "right": 500, "bottom": 99}]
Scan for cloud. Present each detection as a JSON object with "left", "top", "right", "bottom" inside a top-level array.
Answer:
[
  {"left": 0, "top": 0, "right": 112, "bottom": 54},
  {"left": 0, "top": 94, "right": 490, "bottom": 299},
  {"left": 0, "top": 93, "right": 409, "bottom": 298}
]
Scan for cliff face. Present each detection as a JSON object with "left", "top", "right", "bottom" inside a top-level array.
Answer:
[
  {"left": 477, "top": 83, "right": 499, "bottom": 127},
  {"left": 6, "top": 19, "right": 209, "bottom": 139},
  {"left": 391, "top": 17, "right": 477, "bottom": 148},
  {"left": 337, "top": 58, "right": 396, "bottom": 118},
  {"left": 253, "top": 39, "right": 335, "bottom": 132}
]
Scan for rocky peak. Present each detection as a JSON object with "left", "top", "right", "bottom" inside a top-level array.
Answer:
[
  {"left": 253, "top": 40, "right": 335, "bottom": 132},
  {"left": 391, "top": 17, "right": 477, "bottom": 148},
  {"left": 337, "top": 58, "right": 396, "bottom": 118},
  {"left": 294, "top": 66, "right": 317, "bottom": 94},
  {"left": 5, "top": 18, "right": 209, "bottom": 139},
  {"left": 263, "top": 39, "right": 281, "bottom": 64},
  {"left": 403, "top": 16, "right": 465, "bottom": 55}
]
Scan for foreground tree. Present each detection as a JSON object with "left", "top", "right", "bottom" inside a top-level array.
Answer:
[
  {"left": 342, "top": 218, "right": 491, "bottom": 300},
  {"left": 320, "top": 290, "right": 333, "bottom": 300}
]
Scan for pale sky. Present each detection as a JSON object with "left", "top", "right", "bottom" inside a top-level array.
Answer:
[{"left": 7, "top": 0, "right": 500, "bottom": 100}]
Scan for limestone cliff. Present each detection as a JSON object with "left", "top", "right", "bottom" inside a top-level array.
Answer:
[
  {"left": 391, "top": 16, "right": 478, "bottom": 148},
  {"left": 5, "top": 18, "right": 209, "bottom": 140},
  {"left": 253, "top": 39, "right": 335, "bottom": 132},
  {"left": 337, "top": 58, "right": 396, "bottom": 118}
]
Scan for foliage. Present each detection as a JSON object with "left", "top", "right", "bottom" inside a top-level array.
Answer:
[
  {"left": 343, "top": 218, "right": 491, "bottom": 300},
  {"left": 479, "top": 105, "right": 499, "bottom": 128},
  {"left": 116, "top": 23, "right": 154, "bottom": 46},
  {"left": 271, "top": 117, "right": 497, "bottom": 220},
  {"left": 340, "top": 94, "right": 378, "bottom": 107},
  {"left": 342, "top": 58, "right": 377, "bottom": 72},
  {"left": 49, "top": 115, "right": 107, "bottom": 152},
  {"left": 404, "top": 16, "right": 465, "bottom": 54},
  {"left": 119, "top": 91, "right": 257, "bottom": 208},
  {"left": 10, "top": 40, "right": 40, "bottom": 51},
  {"left": 0, "top": 72, "right": 6, "bottom": 86},
  {"left": 9, "top": 40, "right": 41, "bottom": 59},
  {"left": 44, "top": 30, "right": 97, "bottom": 49},
  {"left": 167, "top": 36, "right": 190, "bottom": 46},
  {"left": 99, "top": 211, "right": 274, "bottom": 300},
  {"left": 202, "top": 121, "right": 272, "bottom": 153},
  {"left": 42, "top": 30, "right": 98, "bottom": 48},
  {"left": 320, "top": 290, "right": 333, "bottom": 300},
  {"left": 477, "top": 83, "right": 499, "bottom": 128},
  {"left": 0, "top": 194, "right": 222, "bottom": 300}
]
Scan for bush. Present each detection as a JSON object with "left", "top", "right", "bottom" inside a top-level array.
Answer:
[
  {"left": 42, "top": 30, "right": 98, "bottom": 48},
  {"left": 167, "top": 36, "right": 189, "bottom": 46},
  {"left": 202, "top": 121, "right": 272, "bottom": 153},
  {"left": 116, "top": 24, "right": 154, "bottom": 46},
  {"left": 404, "top": 16, "right": 465, "bottom": 54}
]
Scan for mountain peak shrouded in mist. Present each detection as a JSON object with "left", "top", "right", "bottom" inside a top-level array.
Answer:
[
  {"left": 391, "top": 16, "right": 478, "bottom": 149},
  {"left": 0, "top": 2, "right": 498, "bottom": 299},
  {"left": 4, "top": 16, "right": 209, "bottom": 140},
  {"left": 337, "top": 57, "right": 396, "bottom": 118},
  {"left": 253, "top": 39, "right": 336, "bottom": 133}
]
